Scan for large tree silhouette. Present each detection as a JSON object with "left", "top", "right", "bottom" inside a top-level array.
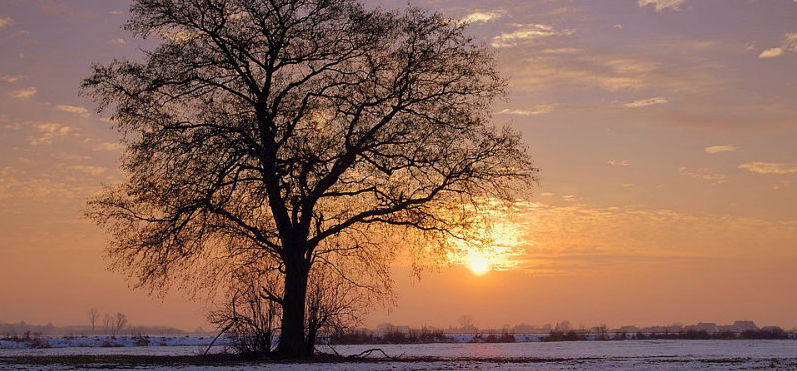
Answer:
[{"left": 84, "top": 0, "right": 535, "bottom": 358}]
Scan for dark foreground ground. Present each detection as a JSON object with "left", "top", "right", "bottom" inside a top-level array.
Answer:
[{"left": 2, "top": 354, "right": 797, "bottom": 370}]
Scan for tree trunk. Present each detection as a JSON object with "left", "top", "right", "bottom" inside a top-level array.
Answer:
[{"left": 274, "top": 259, "right": 311, "bottom": 358}]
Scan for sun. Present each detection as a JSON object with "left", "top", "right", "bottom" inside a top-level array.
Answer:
[
  {"left": 465, "top": 253, "right": 492, "bottom": 275},
  {"left": 446, "top": 203, "right": 528, "bottom": 276}
]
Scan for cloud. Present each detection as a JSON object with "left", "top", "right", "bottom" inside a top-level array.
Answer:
[
  {"left": 502, "top": 199, "right": 797, "bottom": 276},
  {"left": 53, "top": 152, "right": 92, "bottom": 161},
  {"left": 0, "top": 16, "right": 14, "bottom": 30},
  {"left": 638, "top": 0, "right": 686, "bottom": 12},
  {"left": 759, "top": 48, "right": 784, "bottom": 59},
  {"left": 738, "top": 162, "right": 797, "bottom": 175},
  {"left": 156, "top": 29, "right": 198, "bottom": 43},
  {"left": 37, "top": 3, "right": 69, "bottom": 16},
  {"left": 29, "top": 122, "right": 75, "bottom": 145},
  {"left": 108, "top": 10, "right": 124, "bottom": 16},
  {"left": 0, "top": 75, "right": 23, "bottom": 83},
  {"left": 704, "top": 145, "right": 736, "bottom": 154},
  {"left": 505, "top": 49, "right": 710, "bottom": 93},
  {"left": 678, "top": 166, "right": 727, "bottom": 184},
  {"left": 607, "top": 160, "right": 631, "bottom": 167},
  {"left": 106, "top": 38, "right": 126, "bottom": 46},
  {"left": 612, "top": 24, "right": 623, "bottom": 30},
  {"left": 55, "top": 105, "right": 90, "bottom": 118},
  {"left": 67, "top": 165, "right": 107, "bottom": 176},
  {"left": 540, "top": 48, "right": 583, "bottom": 54},
  {"left": 0, "top": 174, "right": 101, "bottom": 201},
  {"left": 491, "top": 24, "right": 575, "bottom": 48},
  {"left": 624, "top": 97, "right": 669, "bottom": 108},
  {"left": 782, "top": 33, "right": 797, "bottom": 51},
  {"left": 10, "top": 87, "right": 37, "bottom": 99},
  {"left": 462, "top": 11, "right": 502, "bottom": 24},
  {"left": 759, "top": 33, "right": 797, "bottom": 58},
  {"left": 92, "top": 142, "right": 124, "bottom": 151},
  {"left": 498, "top": 105, "right": 556, "bottom": 116}
]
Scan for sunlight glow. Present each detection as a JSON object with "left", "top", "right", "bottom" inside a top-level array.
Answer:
[
  {"left": 465, "top": 253, "right": 492, "bottom": 275},
  {"left": 449, "top": 204, "right": 528, "bottom": 276}
]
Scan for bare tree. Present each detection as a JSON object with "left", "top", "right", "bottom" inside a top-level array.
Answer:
[
  {"left": 102, "top": 313, "right": 112, "bottom": 335},
  {"left": 113, "top": 313, "right": 128, "bottom": 336},
  {"left": 209, "top": 256, "right": 367, "bottom": 356},
  {"left": 208, "top": 267, "right": 282, "bottom": 355},
  {"left": 304, "top": 261, "right": 368, "bottom": 352},
  {"left": 88, "top": 308, "right": 99, "bottom": 335},
  {"left": 83, "top": 0, "right": 536, "bottom": 358},
  {"left": 458, "top": 315, "right": 477, "bottom": 333}
]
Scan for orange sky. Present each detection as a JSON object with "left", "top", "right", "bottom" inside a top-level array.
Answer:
[{"left": 1, "top": 0, "right": 796, "bottom": 331}]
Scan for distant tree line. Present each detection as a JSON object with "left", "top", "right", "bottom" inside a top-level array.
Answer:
[{"left": 0, "top": 312, "right": 184, "bottom": 337}]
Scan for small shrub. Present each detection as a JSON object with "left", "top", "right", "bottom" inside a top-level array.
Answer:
[
  {"left": 542, "top": 330, "right": 585, "bottom": 342},
  {"left": 100, "top": 340, "right": 122, "bottom": 347},
  {"left": 133, "top": 335, "right": 150, "bottom": 346},
  {"left": 29, "top": 337, "right": 51, "bottom": 349}
]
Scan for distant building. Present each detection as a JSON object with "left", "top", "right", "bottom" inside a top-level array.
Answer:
[
  {"left": 733, "top": 321, "right": 758, "bottom": 332},
  {"left": 375, "top": 323, "right": 396, "bottom": 335},
  {"left": 395, "top": 325, "right": 411, "bottom": 334},
  {"left": 618, "top": 325, "right": 639, "bottom": 333},
  {"left": 374, "top": 323, "right": 411, "bottom": 335},
  {"left": 688, "top": 322, "right": 719, "bottom": 334},
  {"left": 718, "top": 321, "right": 758, "bottom": 333}
]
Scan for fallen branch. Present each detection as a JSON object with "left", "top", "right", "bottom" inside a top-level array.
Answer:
[
  {"left": 204, "top": 319, "right": 237, "bottom": 356},
  {"left": 316, "top": 346, "right": 404, "bottom": 361},
  {"left": 353, "top": 348, "right": 405, "bottom": 360}
]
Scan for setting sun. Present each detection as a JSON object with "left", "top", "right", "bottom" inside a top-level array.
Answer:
[
  {"left": 450, "top": 210, "right": 526, "bottom": 276},
  {"left": 465, "top": 253, "right": 492, "bottom": 275}
]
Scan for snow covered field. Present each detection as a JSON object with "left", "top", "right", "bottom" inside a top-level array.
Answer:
[
  {"left": 0, "top": 335, "right": 231, "bottom": 350},
  {"left": 1, "top": 340, "right": 796, "bottom": 370}
]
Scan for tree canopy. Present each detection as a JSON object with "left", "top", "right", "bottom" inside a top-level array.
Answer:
[{"left": 84, "top": 0, "right": 536, "bottom": 358}]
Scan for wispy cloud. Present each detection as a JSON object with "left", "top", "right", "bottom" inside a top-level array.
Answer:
[
  {"left": 498, "top": 105, "right": 556, "bottom": 116},
  {"left": 638, "top": 0, "right": 686, "bottom": 12},
  {"left": 491, "top": 24, "right": 575, "bottom": 48},
  {"left": 759, "top": 33, "right": 797, "bottom": 58},
  {"left": 607, "top": 160, "right": 631, "bottom": 167},
  {"left": 624, "top": 97, "right": 669, "bottom": 108},
  {"left": 462, "top": 11, "right": 502, "bottom": 24},
  {"left": 505, "top": 200, "right": 797, "bottom": 276},
  {"left": 55, "top": 105, "right": 90, "bottom": 118},
  {"left": 505, "top": 48, "right": 716, "bottom": 93},
  {"left": 783, "top": 33, "right": 797, "bottom": 51},
  {"left": 53, "top": 152, "right": 92, "bottom": 161},
  {"left": 759, "top": 48, "right": 784, "bottom": 59},
  {"left": 738, "top": 162, "right": 797, "bottom": 175},
  {"left": 0, "top": 75, "right": 23, "bottom": 83},
  {"left": 678, "top": 167, "right": 727, "bottom": 184},
  {"left": 67, "top": 165, "right": 107, "bottom": 176},
  {"left": 106, "top": 38, "right": 126, "bottom": 46},
  {"left": 540, "top": 48, "right": 583, "bottom": 54},
  {"left": 10, "top": 87, "right": 37, "bottom": 99},
  {"left": 156, "top": 29, "right": 197, "bottom": 43},
  {"left": 29, "top": 122, "right": 75, "bottom": 145},
  {"left": 0, "top": 16, "right": 14, "bottom": 30},
  {"left": 108, "top": 10, "right": 124, "bottom": 16},
  {"left": 92, "top": 142, "right": 124, "bottom": 151},
  {"left": 704, "top": 145, "right": 736, "bottom": 154}
]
